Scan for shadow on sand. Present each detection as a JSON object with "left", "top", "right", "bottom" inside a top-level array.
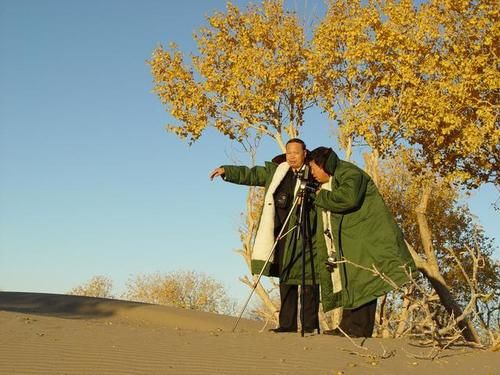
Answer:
[{"left": 0, "top": 291, "right": 146, "bottom": 320}]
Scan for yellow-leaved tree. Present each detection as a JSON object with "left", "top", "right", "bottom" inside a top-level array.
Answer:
[
  {"left": 372, "top": 149, "right": 499, "bottom": 344},
  {"left": 311, "top": 0, "right": 498, "bottom": 187},
  {"left": 310, "top": 0, "right": 499, "bottom": 342},
  {"left": 149, "top": 0, "right": 315, "bottom": 149},
  {"left": 149, "top": 0, "right": 316, "bottom": 322},
  {"left": 150, "top": 0, "right": 498, "bottom": 343}
]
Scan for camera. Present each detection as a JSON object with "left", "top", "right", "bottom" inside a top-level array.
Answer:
[{"left": 296, "top": 165, "right": 320, "bottom": 193}]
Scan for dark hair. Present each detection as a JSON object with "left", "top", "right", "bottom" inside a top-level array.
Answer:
[
  {"left": 309, "top": 147, "right": 333, "bottom": 170},
  {"left": 286, "top": 138, "right": 306, "bottom": 151}
]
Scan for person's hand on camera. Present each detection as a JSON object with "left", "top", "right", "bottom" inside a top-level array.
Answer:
[{"left": 209, "top": 167, "right": 225, "bottom": 180}]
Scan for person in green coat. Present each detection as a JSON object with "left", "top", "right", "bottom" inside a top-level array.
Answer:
[
  {"left": 308, "top": 147, "right": 417, "bottom": 337},
  {"left": 210, "top": 139, "right": 321, "bottom": 333}
]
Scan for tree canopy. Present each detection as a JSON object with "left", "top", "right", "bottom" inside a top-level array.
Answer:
[
  {"left": 311, "top": 0, "right": 498, "bottom": 188},
  {"left": 150, "top": 0, "right": 315, "bottom": 151}
]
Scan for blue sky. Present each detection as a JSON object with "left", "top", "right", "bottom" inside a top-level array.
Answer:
[{"left": 0, "top": 0, "right": 498, "bottom": 304}]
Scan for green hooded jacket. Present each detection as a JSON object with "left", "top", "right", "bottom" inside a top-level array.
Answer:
[{"left": 313, "top": 150, "right": 417, "bottom": 311}]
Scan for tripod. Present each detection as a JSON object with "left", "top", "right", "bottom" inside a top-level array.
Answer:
[
  {"left": 293, "top": 178, "right": 320, "bottom": 337},
  {"left": 232, "top": 174, "right": 319, "bottom": 336}
]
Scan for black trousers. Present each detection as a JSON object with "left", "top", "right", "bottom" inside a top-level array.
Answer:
[
  {"left": 279, "top": 283, "right": 320, "bottom": 330},
  {"left": 339, "top": 299, "right": 377, "bottom": 337}
]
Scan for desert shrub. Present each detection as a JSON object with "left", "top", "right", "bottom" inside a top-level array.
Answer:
[
  {"left": 69, "top": 275, "right": 114, "bottom": 298},
  {"left": 124, "top": 270, "right": 236, "bottom": 315}
]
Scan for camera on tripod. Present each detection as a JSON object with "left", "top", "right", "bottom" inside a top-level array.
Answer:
[{"left": 296, "top": 165, "right": 320, "bottom": 193}]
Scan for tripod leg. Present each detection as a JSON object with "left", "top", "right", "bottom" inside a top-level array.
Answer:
[
  {"left": 298, "top": 196, "right": 307, "bottom": 337},
  {"left": 232, "top": 194, "right": 300, "bottom": 332},
  {"left": 298, "top": 190, "right": 320, "bottom": 335},
  {"left": 306, "top": 211, "right": 320, "bottom": 334}
]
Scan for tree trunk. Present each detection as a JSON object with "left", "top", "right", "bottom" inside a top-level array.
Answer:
[{"left": 413, "top": 185, "right": 480, "bottom": 343}]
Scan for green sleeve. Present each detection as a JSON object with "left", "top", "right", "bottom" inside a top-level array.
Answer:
[
  {"left": 314, "top": 168, "right": 368, "bottom": 213},
  {"left": 222, "top": 165, "right": 269, "bottom": 187}
]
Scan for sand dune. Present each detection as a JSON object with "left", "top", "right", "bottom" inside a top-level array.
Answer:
[{"left": 0, "top": 292, "right": 498, "bottom": 374}]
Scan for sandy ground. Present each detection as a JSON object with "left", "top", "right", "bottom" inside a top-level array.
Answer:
[{"left": 0, "top": 292, "right": 498, "bottom": 374}]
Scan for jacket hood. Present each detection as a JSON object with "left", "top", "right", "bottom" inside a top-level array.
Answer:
[{"left": 324, "top": 149, "right": 339, "bottom": 175}]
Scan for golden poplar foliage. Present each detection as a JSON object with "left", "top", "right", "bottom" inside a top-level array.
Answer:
[
  {"left": 377, "top": 150, "right": 497, "bottom": 276},
  {"left": 148, "top": 1, "right": 499, "bottom": 339},
  {"left": 149, "top": 0, "right": 314, "bottom": 149},
  {"left": 311, "top": 0, "right": 499, "bottom": 188},
  {"left": 376, "top": 150, "right": 499, "bottom": 333}
]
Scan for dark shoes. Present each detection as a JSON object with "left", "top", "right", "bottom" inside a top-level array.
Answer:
[
  {"left": 269, "top": 327, "right": 297, "bottom": 333},
  {"left": 269, "top": 327, "right": 318, "bottom": 334},
  {"left": 303, "top": 327, "right": 319, "bottom": 334}
]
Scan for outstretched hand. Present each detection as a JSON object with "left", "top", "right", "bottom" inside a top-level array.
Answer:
[{"left": 209, "top": 167, "right": 225, "bottom": 180}]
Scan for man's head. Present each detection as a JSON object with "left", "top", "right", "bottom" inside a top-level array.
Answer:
[
  {"left": 309, "top": 147, "right": 333, "bottom": 183},
  {"left": 286, "top": 138, "right": 307, "bottom": 171}
]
